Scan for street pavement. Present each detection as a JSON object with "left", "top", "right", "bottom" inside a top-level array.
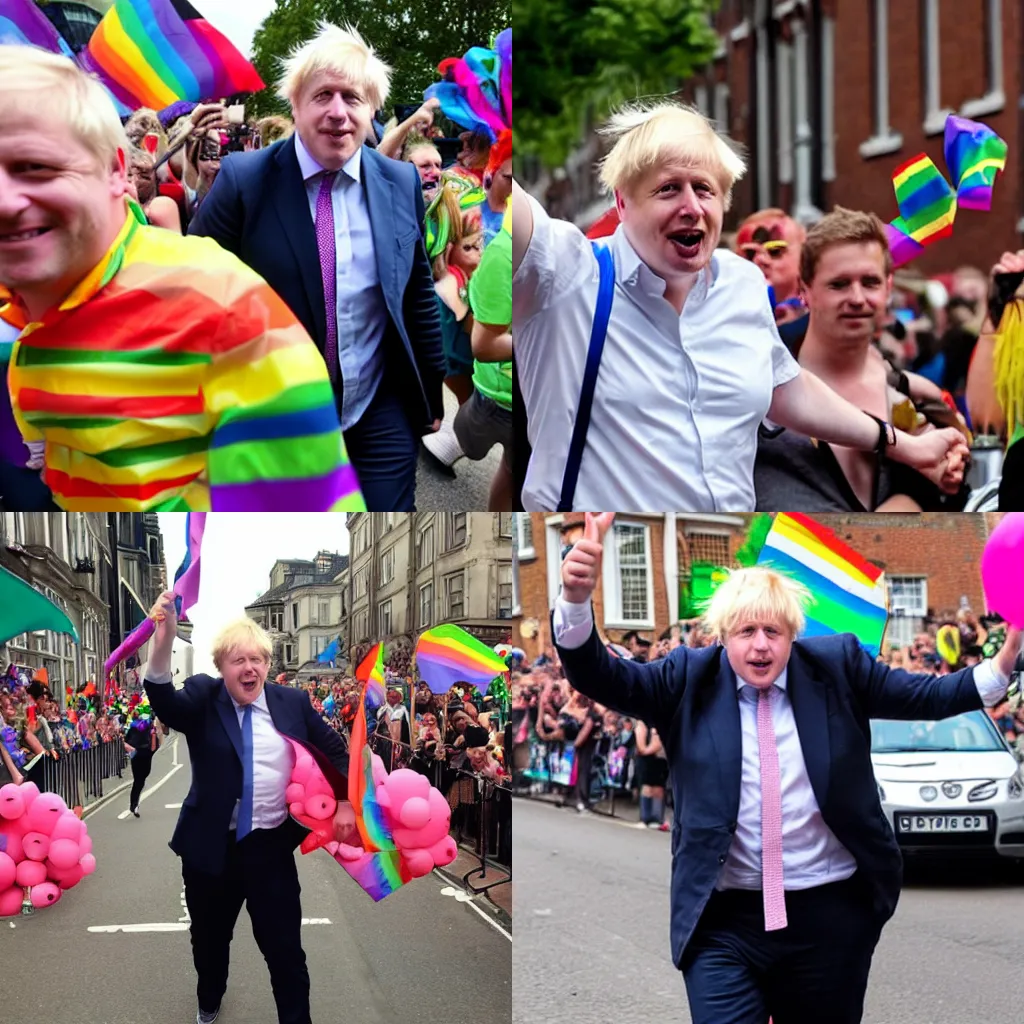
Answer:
[
  {"left": 0, "top": 737, "right": 511, "bottom": 1024},
  {"left": 416, "top": 387, "right": 499, "bottom": 511},
  {"left": 514, "top": 797, "right": 1024, "bottom": 1024}
]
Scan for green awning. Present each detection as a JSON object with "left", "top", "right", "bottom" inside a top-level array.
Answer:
[{"left": 0, "top": 565, "right": 79, "bottom": 646}]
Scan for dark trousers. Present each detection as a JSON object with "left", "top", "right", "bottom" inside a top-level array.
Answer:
[
  {"left": 182, "top": 823, "right": 310, "bottom": 1024},
  {"left": 128, "top": 751, "right": 153, "bottom": 810},
  {"left": 0, "top": 462, "right": 59, "bottom": 510},
  {"left": 341, "top": 381, "right": 418, "bottom": 512},
  {"left": 681, "top": 874, "right": 882, "bottom": 1024}
]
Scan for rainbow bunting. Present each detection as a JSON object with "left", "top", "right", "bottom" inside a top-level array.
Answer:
[
  {"left": 415, "top": 623, "right": 510, "bottom": 695},
  {"left": 756, "top": 513, "right": 889, "bottom": 656},
  {"left": 886, "top": 114, "right": 1007, "bottom": 268},
  {"left": 80, "top": 0, "right": 264, "bottom": 113}
]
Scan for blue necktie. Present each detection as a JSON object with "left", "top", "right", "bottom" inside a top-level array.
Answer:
[{"left": 237, "top": 704, "right": 254, "bottom": 841}]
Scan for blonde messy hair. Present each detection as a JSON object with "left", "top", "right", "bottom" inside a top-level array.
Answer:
[
  {"left": 211, "top": 618, "right": 273, "bottom": 671},
  {"left": 0, "top": 45, "right": 128, "bottom": 171},
  {"left": 277, "top": 22, "right": 391, "bottom": 112},
  {"left": 598, "top": 101, "right": 746, "bottom": 209},
  {"left": 702, "top": 567, "right": 810, "bottom": 642}
]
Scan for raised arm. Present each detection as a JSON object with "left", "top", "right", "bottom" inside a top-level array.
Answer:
[
  {"left": 511, "top": 178, "right": 534, "bottom": 276},
  {"left": 142, "top": 590, "right": 204, "bottom": 732}
]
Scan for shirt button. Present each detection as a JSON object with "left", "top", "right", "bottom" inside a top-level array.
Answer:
[{"left": 718, "top": 854, "right": 727, "bottom": 864}]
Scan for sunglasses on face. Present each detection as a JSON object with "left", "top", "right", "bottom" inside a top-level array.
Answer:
[{"left": 741, "top": 240, "right": 789, "bottom": 261}]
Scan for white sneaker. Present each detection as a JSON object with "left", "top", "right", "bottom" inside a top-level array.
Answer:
[
  {"left": 647, "top": 821, "right": 661, "bottom": 829},
  {"left": 197, "top": 1007, "right": 220, "bottom": 1024},
  {"left": 633, "top": 821, "right": 648, "bottom": 829}
]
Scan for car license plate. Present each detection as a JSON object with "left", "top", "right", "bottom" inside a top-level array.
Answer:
[{"left": 895, "top": 814, "right": 989, "bottom": 833}]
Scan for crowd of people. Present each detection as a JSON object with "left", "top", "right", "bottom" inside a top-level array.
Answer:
[
  {"left": 0, "top": 22, "right": 511, "bottom": 512},
  {"left": 510, "top": 603, "right": 1024, "bottom": 827},
  {"left": 511, "top": 101, "right": 1023, "bottom": 512}
]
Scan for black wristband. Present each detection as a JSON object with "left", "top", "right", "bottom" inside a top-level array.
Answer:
[{"left": 865, "top": 413, "right": 895, "bottom": 456}]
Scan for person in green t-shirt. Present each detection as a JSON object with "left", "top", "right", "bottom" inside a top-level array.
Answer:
[{"left": 454, "top": 203, "right": 513, "bottom": 510}]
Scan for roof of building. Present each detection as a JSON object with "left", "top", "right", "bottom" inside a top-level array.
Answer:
[{"left": 247, "top": 555, "right": 350, "bottom": 608}]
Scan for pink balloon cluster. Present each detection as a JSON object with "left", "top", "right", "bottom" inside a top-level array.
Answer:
[
  {"left": 284, "top": 741, "right": 457, "bottom": 881},
  {"left": 0, "top": 783, "right": 96, "bottom": 915}
]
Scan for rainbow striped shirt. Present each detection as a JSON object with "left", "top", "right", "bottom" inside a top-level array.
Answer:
[{"left": 3, "top": 201, "right": 364, "bottom": 511}]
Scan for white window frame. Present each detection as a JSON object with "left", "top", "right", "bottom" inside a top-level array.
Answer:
[
  {"left": 601, "top": 521, "right": 655, "bottom": 630},
  {"left": 821, "top": 14, "right": 836, "bottom": 180},
  {"left": 713, "top": 81, "right": 730, "bottom": 134},
  {"left": 379, "top": 599, "right": 392, "bottom": 636},
  {"left": 318, "top": 599, "right": 331, "bottom": 625},
  {"left": 546, "top": 521, "right": 567, "bottom": 607},
  {"left": 497, "top": 563, "right": 513, "bottom": 619},
  {"left": 921, "top": 0, "right": 953, "bottom": 136},
  {"left": 380, "top": 547, "right": 395, "bottom": 586},
  {"left": 417, "top": 525, "right": 435, "bottom": 569},
  {"left": 775, "top": 36, "right": 794, "bottom": 185},
  {"left": 419, "top": 582, "right": 433, "bottom": 628},
  {"left": 885, "top": 575, "right": 928, "bottom": 650},
  {"left": 961, "top": 0, "right": 1004, "bottom": 118},
  {"left": 859, "top": 0, "right": 903, "bottom": 158},
  {"left": 514, "top": 513, "right": 535, "bottom": 560},
  {"left": 445, "top": 571, "right": 466, "bottom": 619},
  {"left": 694, "top": 82, "right": 709, "bottom": 118}
]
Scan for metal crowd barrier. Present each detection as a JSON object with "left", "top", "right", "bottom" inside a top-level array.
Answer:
[{"left": 29, "top": 739, "right": 128, "bottom": 809}]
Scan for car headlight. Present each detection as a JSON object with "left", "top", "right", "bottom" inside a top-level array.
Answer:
[
  {"left": 1009, "top": 768, "right": 1024, "bottom": 800},
  {"left": 968, "top": 780, "right": 998, "bottom": 801}
]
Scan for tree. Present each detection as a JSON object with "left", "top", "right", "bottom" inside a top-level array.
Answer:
[
  {"left": 515, "top": 0, "right": 720, "bottom": 168},
  {"left": 248, "top": 0, "right": 510, "bottom": 121}
]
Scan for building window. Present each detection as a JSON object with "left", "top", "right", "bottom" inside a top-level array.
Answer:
[
  {"left": 683, "top": 531, "right": 732, "bottom": 569},
  {"left": 379, "top": 599, "right": 393, "bottom": 636},
  {"left": 712, "top": 81, "right": 730, "bottom": 133},
  {"left": 380, "top": 547, "right": 395, "bottom": 585},
  {"left": 340, "top": 590, "right": 347, "bottom": 616},
  {"left": 285, "top": 644, "right": 294, "bottom": 663},
  {"left": 885, "top": 576, "right": 928, "bottom": 650},
  {"left": 921, "top": 0, "right": 952, "bottom": 135},
  {"left": 498, "top": 513, "right": 513, "bottom": 538},
  {"left": 601, "top": 522, "right": 654, "bottom": 628},
  {"left": 420, "top": 583, "right": 433, "bottom": 628},
  {"left": 497, "top": 564, "right": 513, "bottom": 619},
  {"left": 318, "top": 599, "right": 331, "bottom": 625},
  {"left": 859, "top": 0, "right": 903, "bottom": 157},
  {"left": 384, "top": 513, "right": 396, "bottom": 530},
  {"left": 87, "top": 657, "right": 96, "bottom": 683},
  {"left": 270, "top": 610, "right": 283, "bottom": 631},
  {"left": 821, "top": 14, "right": 836, "bottom": 180},
  {"left": 417, "top": 525, "right": 434, "bottom": 569},
  {"left": 961, "top": 0, "right": 1005, "bottom": 118},
  {"left": 775, "top": 36, "right": 793, "bottom": 186},
  {"left": 444, "top": 513, "right": 467, "bottom": 551},
  {"left": 445, "top": 572, "right": 465, "bottom": 618},
  {"left": 514, "top": 514, "right": 535, "bottom": 560},
  {"left": 292, "top": 602, "right": 299, "bottom": 630}
]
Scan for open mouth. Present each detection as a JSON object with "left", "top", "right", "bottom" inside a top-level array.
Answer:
[
  {"left": 240, "top": 678, "right": 258, "bottom": 693},
  {"left": 323, "top": 130, "right": 352, "bottom": 141},
  {"left": 0, "top": 227, "right": 52, "bottom": 244},
  {"left": 748, "top": 659, "right": 772, "bottom": 671},
  {"left": 668, "top": 229, "right": 704, "bottom": 258}
]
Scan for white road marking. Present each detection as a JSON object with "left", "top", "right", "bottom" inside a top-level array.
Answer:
[
  {"left": 117, "top": 749, "right": 183, "bottom": 820},
  {"left": 89, "top": 918, "right": 333, "bottom": 933},
  {"left": 165, "top": 802, "right": 183, "bottom": 809},
  {"left": 432, "top": 872, "right": 511, "bottom": 941}
]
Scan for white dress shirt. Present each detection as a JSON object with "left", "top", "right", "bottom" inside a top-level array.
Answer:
[
  {"left": 513, "top": 194, "right": 801, "bottom": 511},
  {"left": 553, "top": 595, "right": 1011, "bottom": 890},
  {"left": 294, "top": 132, "right": 387, "bottom": 431},
  {"left": 227, "top": 689, "right": 294, "bottom": 833}
]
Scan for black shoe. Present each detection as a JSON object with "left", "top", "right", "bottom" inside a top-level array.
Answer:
[
  {"left": 131, "top": 807, "right": 140, "bottom": 818},
  {"left": 196, "top": 1007, "right": 220, "bottom": 1024}
]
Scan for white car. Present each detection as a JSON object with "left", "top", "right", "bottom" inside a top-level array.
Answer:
[{"left": 871, "top": 710, "right": 1024, "bottom": 861}]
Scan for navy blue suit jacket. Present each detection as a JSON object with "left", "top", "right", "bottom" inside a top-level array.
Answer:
[
  {"left": 188, "top": 136, "right": 446, "bottom": 430},
  {"left": 144, "top": 674, "right": 348, "bottom": 875},
  {"left": 556, "top": 625, "right": 984, "bottom": 968}
]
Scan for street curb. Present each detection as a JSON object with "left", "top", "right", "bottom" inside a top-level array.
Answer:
[{"left": 434, "top": 855, "right": 512, "bottom": 933}]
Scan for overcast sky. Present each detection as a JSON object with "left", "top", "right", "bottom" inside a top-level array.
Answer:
[
  {"left": 199, "top": 0, "right": 278, "bottom": 55},
  {"left": 157, "top": 514, "right": 350, "bottom": 674}
]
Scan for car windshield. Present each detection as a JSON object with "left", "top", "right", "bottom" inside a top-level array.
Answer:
[{"left": 871, "top": 711, "right": 1004, "bottom": 753}]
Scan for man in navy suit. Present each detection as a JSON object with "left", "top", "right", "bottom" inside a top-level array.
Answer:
[
  {"left": 554, "top": 513, "right": 1022, "bottom": 1024},
  {"left": 189, "top": 24, "right": 445, "bottom": 511},
  {"left": 144, "top": 591, "right": 352, "bottom": 1024}
]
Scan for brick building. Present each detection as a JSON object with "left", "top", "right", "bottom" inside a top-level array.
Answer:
[
  {"left": 525, "top": 0, "right": 1022, "bottom": 275},
  {"left": 513, "top": 512, "right": 1003, "bottom": 659}
]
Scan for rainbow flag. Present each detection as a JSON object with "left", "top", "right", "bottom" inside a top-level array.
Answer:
[
  {"left": 945, "top": 114, "right": 1007, "bottom": 210},
  {"left": 3, "top": 202, "right": 363, "bottom": 512},
  {"left": 415, "top": 623, "right": 510, "bottom": 695},
  {"left": 80, "top": 0, "right": 264, "bottom": 113},
  {"left": 354, "top": 642, "right": 386, "bottom": 703},
  {"left": 756, "top": 513, "right": 889, "bottom": 656}
]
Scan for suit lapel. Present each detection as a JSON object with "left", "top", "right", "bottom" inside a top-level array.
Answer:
[
  {"left": 271, "top": 137, "right": 328, "bottom": 348},
  {"left": 214, "top": 684, "right": 244, "bottom": 765},
  {"left": 361, "top": 148, "right": 400, "bottom": 321},
  {"left": 704, "top": 649, "right": 743, "bottom": 823},
  {"left": 787, "top": 649, "right": 831, "bottom": 809}
]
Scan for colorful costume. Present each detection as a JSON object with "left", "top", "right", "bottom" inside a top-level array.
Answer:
[{"left": 3, "top": 200, "right": 364, "bottom": 511}]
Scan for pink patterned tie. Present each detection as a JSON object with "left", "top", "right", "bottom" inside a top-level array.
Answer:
[
  {"left": 757, "top": 684, "right": 787, "bottom": 931},
  {"left": 315, "top": 171, "right": 339, "bottom": 384}
]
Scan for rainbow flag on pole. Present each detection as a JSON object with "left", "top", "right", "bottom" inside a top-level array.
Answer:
[
  {"left": 415, "top": 623, "right": 510, "bottom": 695},
  {"left": 756, "top": 513, "right": 889, "bottom": 656},
  {"left": 80, "top": 0, "right": 264, "bottom": 112}
]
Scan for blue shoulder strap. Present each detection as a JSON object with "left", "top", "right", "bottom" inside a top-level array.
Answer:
[{"left": 558, "top": 242, "right": 614, "bottom": 512}]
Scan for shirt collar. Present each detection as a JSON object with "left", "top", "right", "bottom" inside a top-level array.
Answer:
[
  {"left": 609, "top": 224, "right": 714, "bottom": 306},
  {"left": 230, "top": 688, "right": 269, "bottom": 714},
  {"left": 294, "top": 131, "right": 362, "bottom": 186},
  {"left": 735, "top": 666, "right": 789, "bottom": 694},
  {"left": 0, "top": 197, "right": 145, "bottom": 329}
]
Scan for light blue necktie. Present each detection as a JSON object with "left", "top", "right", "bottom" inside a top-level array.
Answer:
[{"left": 237, "top": 704, "right": 254, "bottom": 841}]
